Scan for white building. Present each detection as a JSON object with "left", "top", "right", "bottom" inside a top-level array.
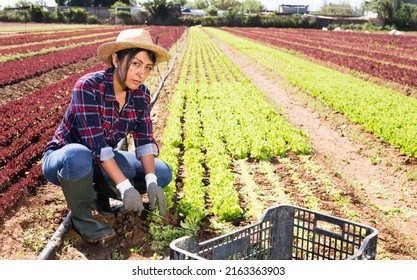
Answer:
[{"left": 278, "top": 4, "right": 309, "bottom": 14}]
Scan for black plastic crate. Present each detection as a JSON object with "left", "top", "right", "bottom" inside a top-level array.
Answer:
[{"left": 170, "top": 204, "right": 378, "bottom": 260}]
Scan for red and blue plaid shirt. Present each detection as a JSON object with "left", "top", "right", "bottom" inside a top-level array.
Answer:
[{"left": 44, "top": 67, "right": 158, "bottom": 164}]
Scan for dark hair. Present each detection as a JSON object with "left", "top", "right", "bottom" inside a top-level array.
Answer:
[{"left": 114, "top": 48, "right": 156, "bottom": 80}]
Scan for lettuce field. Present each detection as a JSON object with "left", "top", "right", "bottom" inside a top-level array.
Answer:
[{"left": 1, "top": 23, "right": 417, "bottom": 260}]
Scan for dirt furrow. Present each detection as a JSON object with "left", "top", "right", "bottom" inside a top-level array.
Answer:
[{"left": 211, "top": 34, "right": 417, "bottom": 260}]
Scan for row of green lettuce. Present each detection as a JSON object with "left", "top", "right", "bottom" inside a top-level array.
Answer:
[
  {"left": 149, "top": 27, "right": 312, "bottom": 250},
  {"left": 205, "top": 27, "right": 417, "bottom": 158}
]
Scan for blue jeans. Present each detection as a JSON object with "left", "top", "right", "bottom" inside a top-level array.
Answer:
[{"left": 42, "top": 143, "right": 172, "bottom": 189}]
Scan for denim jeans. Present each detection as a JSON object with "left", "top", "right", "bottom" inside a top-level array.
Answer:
[{"left": 42, "top": 143, "right": 172, "bottom": 189}]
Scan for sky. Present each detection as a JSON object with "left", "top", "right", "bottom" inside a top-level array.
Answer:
[{"left": 3, "top": 0, "right": 365, "bottom": 12}]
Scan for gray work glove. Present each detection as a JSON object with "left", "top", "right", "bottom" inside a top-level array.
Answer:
[
  {"left": 116, "top": 179, "right": 144, "bottom": 214},
  {"left": 146, "top": 174, "right": 167, "bottom": 216}
]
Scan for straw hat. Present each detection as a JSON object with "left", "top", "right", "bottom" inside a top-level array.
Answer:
[{"left": 97, "top": 29, "right": 171, "bottom": 64}]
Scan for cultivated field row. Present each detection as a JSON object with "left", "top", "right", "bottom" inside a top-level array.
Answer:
[
  {"left": 145, "top": 27, "right": 417, "bottom": 259},
  {"left": 213, "top": 28, "right": 417, "bottom": 159},
  {"left": 203, "top": 27, "right": 417, "bottom": 259},
  {"left": 221, "top": 27, "right": 417, "bottom": 92},
  {"left": 0, "top": 26, "right": 183, "bottom": 86}
]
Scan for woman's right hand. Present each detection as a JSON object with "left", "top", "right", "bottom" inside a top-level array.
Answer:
[{"left": 116, "top": 179, "right": 144, "bottom": 214}]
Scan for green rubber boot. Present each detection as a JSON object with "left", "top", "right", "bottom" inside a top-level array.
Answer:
[
  {"left": 93, "top": 182, "right": 124, "bottom": 216},
  {"left": 58, "top": 170, "right": 115, "bottom": 243}
]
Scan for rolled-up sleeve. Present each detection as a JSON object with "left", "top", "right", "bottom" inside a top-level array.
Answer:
[
  {"left": 100, "top": 146, "right": 115, "bottom": 161},
  {"left": 136, "top": 143, "right": 158, "bottom": 158}
]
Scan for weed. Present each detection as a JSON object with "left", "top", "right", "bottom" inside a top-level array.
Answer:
[
  {"left": 129, "top": 245, "right": 144, "bottom": 254},
  {"left": 406, "top": 168, "right": 417, "bottom": 181},
  {"left": 407, "top": 245, "right": 417, "bottom": 254},
  {"left": 111, "top": 249, "right": 125, "bottom": 260},
  {"left": 20, "top": 226, "right": 49, "bottom": 252},
  {"left": 124, "top": 231, "right": 133, "bottom": 238},
  {"left": 150, "top": 253, "right": 163, "bottom": 260},
  {"left": 370, "top": 151, "right": 381, "bottom": 165},
  {"left": 384, "top": 206, "right": 416, "bottom": 221},
  {"left": 54, "top": 238, "right": 79, "bottom": 258}
]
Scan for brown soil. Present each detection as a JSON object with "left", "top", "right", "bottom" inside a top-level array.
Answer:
[
  {"left": 1, "top": 28, "right": 417, "bottom": 260},
  {"left": 213, "top": 37, "right": 417, "bottom": 260}
]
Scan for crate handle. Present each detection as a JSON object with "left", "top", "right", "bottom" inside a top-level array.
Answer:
[{"left": 314, "top": 216, "right": 344, "bottom": 240}]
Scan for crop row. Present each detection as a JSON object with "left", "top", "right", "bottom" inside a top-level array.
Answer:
[
  {"left": 0, "top": 26, "right": 185, "bottom": 220},
  {"left": 248, "top": 28, "right": 417, "bottom": 69},
  {"left": 199, "top": 27, "right": 417, "bottom": 259},
  {"left": 312, "top": 29, "right": 417, "bottom": 51},
  {"left": 208, "top": 27, "right": 417, "bottom": 158},
  {"left": 0, "top": 26, "right": 185, "bottom": 86},
  {"left": 0, "top": 26, "right": 115, "bottom": 46},
  {"left": 152, "top": 27, "right": 404, "bottom": 258},
  {"left": 1, "top": 25, "right": 180, "bottom": 51},
  {"left": 0, "top": 27, "right": 122, "bottom": 52},
  {"left": 263, "top": 28, "right": 417, "bottom": 52},
  {"left": 221, "top": 27, "right": 417, "bottom": 90},
  {"left": 0, "top": 63, "right": 103, "bottom": 219},
  {"left": 150, "top": 27, "right": 313, "bottom": 248},
  {"left": 0, "top": 42, "right": 105, "bottom": 86},
  {"left": 1, "top": 31, "right": 120, "bottom": 61}
]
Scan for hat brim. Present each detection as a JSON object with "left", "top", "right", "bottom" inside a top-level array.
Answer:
[{"left": 97, "top": 41, "right": 171, "bottom": 64}]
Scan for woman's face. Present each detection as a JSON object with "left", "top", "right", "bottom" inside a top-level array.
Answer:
[{"left": 114, "top": 50, "right": 155, "bottom": 90}]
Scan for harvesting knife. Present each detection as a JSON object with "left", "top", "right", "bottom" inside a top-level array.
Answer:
[{"left": 142, "top": 208, "right": 171, "bottom": 223}]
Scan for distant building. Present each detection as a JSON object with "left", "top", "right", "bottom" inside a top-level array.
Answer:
[
  {"left": 114, "top": 6, "right": 148, "bottom": 23},
  {"left": 278, "top": 4, "right": 309, "bottom": 14},
  {"left": 182, "top": 8, "right": 206, "bottom": 17},
  {"left": 48, "top": 6, "right": 111, "bottom": 20}
]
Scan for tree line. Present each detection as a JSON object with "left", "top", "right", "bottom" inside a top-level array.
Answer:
[{"left": 1, "top": 0, "right": 416, "bottom": 30}]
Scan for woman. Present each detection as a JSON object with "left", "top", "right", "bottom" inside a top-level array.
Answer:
[{"left": 42, "top": 29, "right": 173, "bottom": 243}]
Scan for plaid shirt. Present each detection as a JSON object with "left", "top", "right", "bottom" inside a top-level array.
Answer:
[{"left": 44, "top": 67, "right": 158, "bottom": 164}]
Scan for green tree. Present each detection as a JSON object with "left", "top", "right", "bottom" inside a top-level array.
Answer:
[
  {"left": 191, "top": 0, "right": 209, "bottom": 9},
  {"left": 243, "top": 0, "right": 263, "bottom": 13},
  {"left": 364, "top": 0, "right": 417, "bottom": 28},
  {"left": 109, "top": 0, "right": 129, "bottom": 22},
  {"left": 110, "top": 1, "right": 130, "bottom": 10},
  {"left": 207, "top": 6, "right": 218, "bottom": 15},
  {"left": 398, "top": 2, "right": 417, "bottom": 16},
  {"left": 223, "top": 7, "right": 241, "bottom": 26},
  {"left": 110, "top": 0, "right": 130, "bottom": 9},
  {"left": 318, "top": 1, "right": 356, "bottom": 15},
  {"left": 63, "top": 7, "right": 89, "bottom": 22},
  {"left": 116, "top": 10, "right": 134, "bottom": 23},
  {"left": 395, "top": 2, "right": 417, "bottom": 29},
  {"left": 210, "top": 0, "right": 240, "bottom": 10},
  {"left": 54, "top": 5, "right": 65, "bottom": 22},
  {"left": 365, "top": 0, "right": 399, "bottom": 24},
  {"left": 143, "top": 0, "right": 174, "bottom": 24},
  {"left": 30, "top": 4, "right": 45, "bottom": 22}
]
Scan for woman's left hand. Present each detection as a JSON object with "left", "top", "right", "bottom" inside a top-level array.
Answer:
[
  {"left": 145, "top": 173, "right": 166, "bottom": 216},
  {"left": 147, "top": 182, "right": 167, "bottom": 216}
]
